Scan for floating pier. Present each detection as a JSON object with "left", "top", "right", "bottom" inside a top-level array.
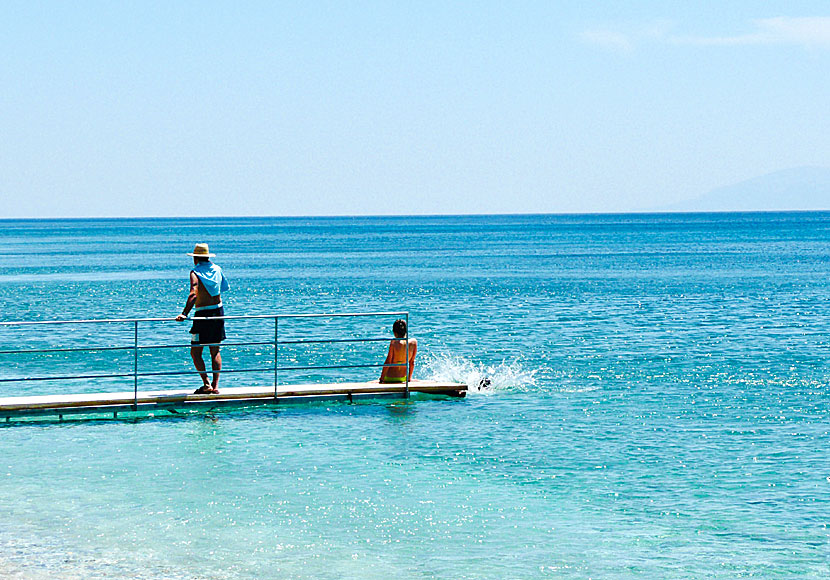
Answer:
[
  {"left": 0, "top": 380, "right": 466, "bottom": 421},
  {"left": 0, "top": 310, "right": 465, "bottom": 422}
]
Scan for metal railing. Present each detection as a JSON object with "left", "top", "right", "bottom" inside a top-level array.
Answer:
[{"left": 0, "top": 311, "right": 411, "bottom": 408}]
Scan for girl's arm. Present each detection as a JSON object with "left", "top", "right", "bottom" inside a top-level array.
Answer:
[
  {"left": 379, "top": 342, "right": 394, "bottom": 381},
  {"left": 407, "top": 340, "right": 418, "bottom": 379}
]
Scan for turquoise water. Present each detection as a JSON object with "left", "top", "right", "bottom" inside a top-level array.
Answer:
[{"left": 1, "top": 213, "right": 829, "bottom": 578}]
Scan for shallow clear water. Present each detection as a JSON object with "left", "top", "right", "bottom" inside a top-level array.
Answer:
[{"left": 1, "top": 213, "right": 828, "bottom": 578}]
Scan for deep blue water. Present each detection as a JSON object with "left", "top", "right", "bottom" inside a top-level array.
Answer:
[{"left": 0, "top": 213, "right": 828, "bottom": 579}]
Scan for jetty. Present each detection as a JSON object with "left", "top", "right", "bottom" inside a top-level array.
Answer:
[
  {"left": 0, "top": 381, "right": 466, "bottom": 421},
  {"left": 0, "top": 311, "right": 466, "bottom": 421}
]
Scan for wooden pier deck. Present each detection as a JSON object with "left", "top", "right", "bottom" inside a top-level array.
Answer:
[{"left": 0, "top": 380, "right": 467, "bottom": 420}]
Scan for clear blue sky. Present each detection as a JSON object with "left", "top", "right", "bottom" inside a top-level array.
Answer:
[{"left": 2, "top": 1, "right": 829, "bottom": 217}]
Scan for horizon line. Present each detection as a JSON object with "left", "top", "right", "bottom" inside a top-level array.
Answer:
[{"left": 1, "top": 208, "right": 829, "bottom": 221}]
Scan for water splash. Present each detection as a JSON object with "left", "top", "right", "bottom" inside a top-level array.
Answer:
[{"left": 420, "top": 353, "right": 540, "bottom": 394}]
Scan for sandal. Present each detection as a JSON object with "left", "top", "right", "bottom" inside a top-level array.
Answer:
[{"left": 193, "top": 386, "right": 213, "bottom": 394}]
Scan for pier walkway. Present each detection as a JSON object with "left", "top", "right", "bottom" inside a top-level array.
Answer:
[
  {"left": 0, "top": 311, "right": 465, "bottom": 421},
  {"left": 0, "top": 380, "right": 466, "bottom": 420}
]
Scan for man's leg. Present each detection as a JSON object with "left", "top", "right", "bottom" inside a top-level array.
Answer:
[
  {"left": 190, "top": 346, "right": 211, "bottom": 388},
  {"left": 209, "top": 346, "right": 222, "bottom": 391}
]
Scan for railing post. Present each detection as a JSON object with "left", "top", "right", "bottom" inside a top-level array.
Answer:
[
  {"left": 133, "top": 320, "right": 138, "bottom": 410},
  {"left": 404, "top": 312, "right": 410, "bottom": 399},
  {"left": 273, "top": 316, "right": 279, "bottom": 401}
]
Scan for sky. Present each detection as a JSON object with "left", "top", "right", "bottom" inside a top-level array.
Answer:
[{"left": 1, "top": 1, "right": 829, "bottom": 217}]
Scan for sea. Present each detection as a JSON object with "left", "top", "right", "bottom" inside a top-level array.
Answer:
[{"left": 0, "top": 213, "right": 828, "bottom": 579}]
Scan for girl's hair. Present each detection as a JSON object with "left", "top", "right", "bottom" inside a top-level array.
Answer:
[{"left": 392, "top": 319, "right": 407, "bottom": 338}]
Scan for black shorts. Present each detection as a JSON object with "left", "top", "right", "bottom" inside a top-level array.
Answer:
[{"left": 190, "top": 306, "right": 226, "bottom": 345}]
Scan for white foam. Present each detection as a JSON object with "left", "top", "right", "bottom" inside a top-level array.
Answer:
[{"left": 420, "top": 353, "right": 540, "bottom": 394}]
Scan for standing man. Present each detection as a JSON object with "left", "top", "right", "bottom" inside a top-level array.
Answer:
[{"left": 176, "top": 243, "right": 230, "bottom": 394}]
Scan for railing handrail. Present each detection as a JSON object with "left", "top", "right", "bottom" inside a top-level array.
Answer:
[
  {"left": 0, "top": 310, "right": 409, "bottom": 327},
  {"left": 0, "top": 310, "right": 412, "bottom": 405},
  {"left": 0, "top": 362, "right": 401, "bottom": 384},
  {"left": 0, "top": 336, "right": 396, "bottom": 357}
]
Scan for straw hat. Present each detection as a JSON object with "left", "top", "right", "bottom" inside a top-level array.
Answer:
[{"left": 187, "top": 243, "right": 215, "bottom": 258}]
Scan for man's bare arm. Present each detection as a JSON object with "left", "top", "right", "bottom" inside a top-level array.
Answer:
[{"left": 175, "top": 272, "right": 200, "bottom": 321}]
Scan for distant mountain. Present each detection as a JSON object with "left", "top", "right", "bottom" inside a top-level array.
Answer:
[{"left": 668, "top": 166, "right": 830, "bottom": 212}]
